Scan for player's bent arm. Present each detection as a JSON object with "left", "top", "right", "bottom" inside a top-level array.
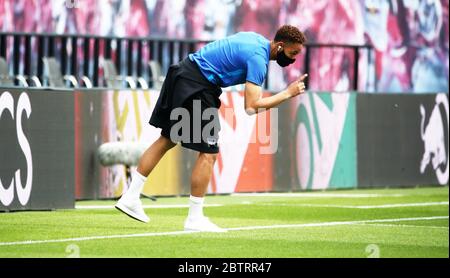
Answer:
[
  {"left": 244, "top": 74, "right": 307, "bottom": 115},
  {"left": 244, "top": 82, "right": 290, "bottom": 115}
]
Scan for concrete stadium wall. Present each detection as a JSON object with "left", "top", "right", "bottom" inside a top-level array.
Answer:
[{"left": 1, "top": 88, "right": 448, "bottom": 209}]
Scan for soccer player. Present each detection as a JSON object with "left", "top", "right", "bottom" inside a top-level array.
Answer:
[{"left": 116, "top": 25, "right": 307, "bottom": 232}]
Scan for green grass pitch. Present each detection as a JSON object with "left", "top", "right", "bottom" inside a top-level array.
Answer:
[{"left": 0, "top": 186, "right": 448, "bottom": 258}]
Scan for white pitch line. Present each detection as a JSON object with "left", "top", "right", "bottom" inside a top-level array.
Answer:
[
  {"left": 232, "top": 192, "right": 405, "bottom": 198},
  {"left": 75, "top": 204, "right": 223, "bottom": 209},
  {"left": 259, "top": 201, "right": 449, "bottom": 209},
  {"left": 0, "top": 231, "right": 197, "bottom": 247},
  {"left": 355, "top": 223, "right": 449, "bottom": 230},
  {"left": 224, "top": 216, "right": 449, "bottom": 231},
  {"left": 0, "top": 216, "right": 447, "bottom": 247},
  {"left": 345, "top": 201, "right": 449, "bottom": 209}
]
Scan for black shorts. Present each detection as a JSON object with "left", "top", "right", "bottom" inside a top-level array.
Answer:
[
  {"left": 149, "top": 58, "right": 222, "bottom": 154},
  {"left": 160, "top": 92, "right": 220, "bottom": 153}
]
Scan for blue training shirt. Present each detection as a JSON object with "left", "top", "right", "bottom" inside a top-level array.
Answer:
[{"left": 189, "top": 32, "right": 270, "bottom": 88}]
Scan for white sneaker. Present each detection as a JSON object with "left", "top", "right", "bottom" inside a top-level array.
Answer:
[
  {"left": 184, "top": 217, "right": 227, "bottom": 233},
  {"left": 115, "top": 196, "right": 149, "bottom": 223}
]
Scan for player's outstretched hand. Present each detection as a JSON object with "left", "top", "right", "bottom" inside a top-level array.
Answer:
[{"left": 285, "top": 73, "right": 308, "bottom": 98}]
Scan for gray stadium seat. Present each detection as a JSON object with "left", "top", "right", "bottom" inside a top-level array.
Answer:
[
  {"left": 137, "top": 77, "right": 149, "bottom": 89},
  {"left": 43, "top": 57, "right": 79, "bottom": 88},
  {"left": 81, "top": 76, "right": 93, "bottom": 88},
  {"left": 103, "top": 59, "right": 138, "bottom": 89},
  {"left": 0, "top": 57, "right": 41, "bottom": 87},
  {"left": 148, "top": 60, "right": 165, "bottom": 90},
  {"left": 0, "top": 57, "right": 14, "bottom": 86}
]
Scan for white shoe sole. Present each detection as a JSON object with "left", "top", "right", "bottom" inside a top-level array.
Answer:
[{"left": 115, "top": 202, "right": 149, "bottom": 223}]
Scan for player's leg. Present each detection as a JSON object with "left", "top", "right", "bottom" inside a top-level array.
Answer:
[
  {"left": 125, "top": 135, "right": 176, "bottom": 200},
  {"left": 115, "top": 135, "right": 175, "bottom": 222},
  {"left": 137, "top": 135, "right": 176, "bottom": 177},
  {"left": 191, "top": 152, "right": 217, "bottom": 197},
  {"left": 184, "top": 152, "right": 226, "bottom": 232}
]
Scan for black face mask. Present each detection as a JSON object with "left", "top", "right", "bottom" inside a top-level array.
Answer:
[{"left": 276, "top": 49, "right": 296, "bottom": 67}]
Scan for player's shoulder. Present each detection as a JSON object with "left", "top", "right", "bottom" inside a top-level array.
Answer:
[
  {"left": 231, "top": 32, "right": 269, "bottom": 54},
  {"left": 233, "top": 31, "right": 266, "bottom": 41}
]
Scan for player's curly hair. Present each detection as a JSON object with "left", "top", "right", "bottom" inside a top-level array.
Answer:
[{"left": 274, "top": 25, "right": 307, "bottom": 45}]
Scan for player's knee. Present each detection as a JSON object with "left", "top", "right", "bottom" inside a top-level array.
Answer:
[
  {"left": 199, "top": 153, "right": 217, "bottom": 165},
  {"left": 159, "top": 135, "right": 176, "bottom": 151}
]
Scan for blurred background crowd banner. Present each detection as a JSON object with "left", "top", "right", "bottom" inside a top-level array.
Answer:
[{"left": 0, "top": 0, "right": 448, "bottom": 93}]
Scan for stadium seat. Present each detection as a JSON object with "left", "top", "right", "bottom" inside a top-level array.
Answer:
[
  {"left": 137, "top": 77, "right": 149, "bottom": 89},
  {"left": 103, "top": 59, "right": 143, "bottom": 89},
  {"left": 43, "top": 57, "right": 79, "bottom": 88},
  {"left": 148, "top": 60, "right": 165, "bottom": 89},
  {"left": 0, "top": 57, "right": 14, "bottom": 86},
  {"left": 81, "top": 76, "right": 93, "bottom": 89},
  {"left": 0, "top": 57, "right": 41, "bottom": 87}
]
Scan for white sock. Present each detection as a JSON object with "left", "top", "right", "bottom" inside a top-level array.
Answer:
[
  {"left": 188, "top": 195, "right": 204, "bottom": 220},
  {"left": 123, "top": 170, "right": 147, "bottom": 200}
]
